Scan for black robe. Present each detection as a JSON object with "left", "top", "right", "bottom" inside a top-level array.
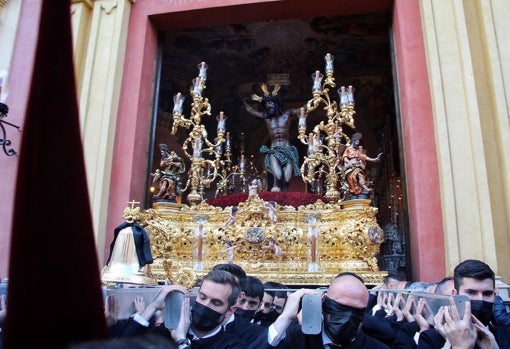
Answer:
[
  {"left": 224, "top": 315, "right": 268, "bottom": 347},
  {"left": 361, "top": 313, "right": 398, "bottom": 346},
  {"left": 275, "top": 322, "right": 390, "bottom": 349},
  {"left": 119, "top": 318, "right": 248, "bottom": 348},
  {"left": 190, "top": 330, "right": 248, "bottom": 349}
]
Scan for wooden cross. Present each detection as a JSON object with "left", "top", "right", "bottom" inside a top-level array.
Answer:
[{"left": 126, "top": 200, "right": 140, "bottom": 209}]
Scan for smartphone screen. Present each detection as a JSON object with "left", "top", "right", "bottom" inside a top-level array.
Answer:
[
  {"left": 164, "top": 291, "right": 184, "bottom": 330},
  {"left": 301, "top": 294, "right": 322, "bottom": 335}
]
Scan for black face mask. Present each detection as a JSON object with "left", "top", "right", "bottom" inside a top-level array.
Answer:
[
  {"left": 266, "top": 309, "right": 280, "bottom": 323},
  {"left": 191, "top": 301, "right": 226, "bottom": 332},
  {"left": 322, "top": 296, "right": 365, "bottom": 345},
  {"left": 254, "top": 309, "right": 279, "bottom": 323},
  {"left": 236, "top": 308, "right": 256, "bottom": 321},
  {"left": 470, "top": 300, "right": 493, "bottom": 326}
]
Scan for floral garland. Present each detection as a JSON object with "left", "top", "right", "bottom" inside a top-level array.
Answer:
[{"left": 206, "top": 191, "right": 326, "bottom": 208}]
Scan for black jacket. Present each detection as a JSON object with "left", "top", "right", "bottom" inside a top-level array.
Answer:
[{"left": 275, "top": 322, "right": 390, "bottom": 349}]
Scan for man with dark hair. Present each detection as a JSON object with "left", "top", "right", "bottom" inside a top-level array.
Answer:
[
  {"left": 453, "top": 259, "right": 496, "bottom": 326},
  {"left": 452, "top": 259, "right": 508, "bottom": 346},
  {"left": 270, "top": 282, "right": 289, "bottom": 315},
  {"left": 382, "top": 274, "right": 402, "bottom": 289},
  {"left": 254, "top": 282, "right": 277, "bottom": 326},
  {"left": 453, "top": 259, "right": 495, "bottom": 292},
  {"left": 413, "top": 259, "right": 503, "bottom": 348},
  {"left": 222, "top": 275, "right": 268, "bottom": 348},
  {"left": 120, "top": 270, "right": 248, "bottom": 348},
  {"left": 210, "top": 265, "right": 281, "bottom": 348},
  {"left": 235, "top": 276, "right": 265, "bottom": 322},
  {"left": 212, "top": 263, "right": 247, "bottom": 280}
]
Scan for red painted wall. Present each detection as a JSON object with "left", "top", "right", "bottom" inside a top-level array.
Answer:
[{"left": 392, "top": 0, "right": 445, "bottom": 280}]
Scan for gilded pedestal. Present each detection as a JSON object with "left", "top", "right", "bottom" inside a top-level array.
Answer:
[{"left": 140, "top": 197, "right": 386, "bottom": 287}]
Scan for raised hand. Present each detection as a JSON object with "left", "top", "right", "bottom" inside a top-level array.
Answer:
[
  {"left": 383, "top": 291, "right": 394, "bottom": 316},
  {"left": 170, "top": 297, "right": 191, "bottom": 343},
  {"left": 272, "top": 288, "right": 321, "bottom": 337},
  {"left": 435, "top": 298, "right": 476, "bottom": 349},
  {"left": 391, "top": 293, "right": 405, "bottom": 321},
  {"left": 414, "top": 298, "right": 431, "bottom": 332},
  {"left": 402, "top": 294, "right": 416, "bottom": 323},
  {"left": 133, "top": 295, "right": 146, "bottom": 314},
  {"left": 104, "top": 294, "right": 120, "bottom": 327},
  {"left": 139, "top": 285, "right": 188, "bottom": 322}
]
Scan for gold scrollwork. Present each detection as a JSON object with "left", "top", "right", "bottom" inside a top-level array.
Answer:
[{"left": 144, "top": 198, "right": 386, "bottom": 285}]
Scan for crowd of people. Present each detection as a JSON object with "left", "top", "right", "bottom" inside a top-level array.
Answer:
[{"left": 1, "top": 259, "right": 510, "bottom": 348}]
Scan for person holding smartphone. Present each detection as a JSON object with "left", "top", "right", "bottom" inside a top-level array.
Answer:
[{"left": 119, "top": 270, "right": 249, "bottom": 348}]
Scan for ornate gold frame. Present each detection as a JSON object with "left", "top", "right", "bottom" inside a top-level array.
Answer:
[{"left": 139, "top": 197, "right": 386, "bottom": 287}]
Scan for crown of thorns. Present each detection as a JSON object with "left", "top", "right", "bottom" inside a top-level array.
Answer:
[{"left": 251, "top": 83, "right": 281, "bottom": 103}]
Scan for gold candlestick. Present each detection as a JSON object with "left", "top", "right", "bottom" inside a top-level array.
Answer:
[
  {"left": 171, "top": 62, "right": 225, "bottom": 204},
  {"left": 298, "top": 53, "right": 357, "bottom": 202}
]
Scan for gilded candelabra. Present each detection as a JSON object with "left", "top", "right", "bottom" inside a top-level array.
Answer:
[
  {"left": 214, "top": 131, "right": 246, "bottom": 196},
  {"left": 214, "top": 132, "right": 266, "bottom": 196},
  {"left": 171, "top": 62, "right": 226, "bottom": 204},
  {"left": 298, "top": 53, "right": 356, "bottom": 202}
]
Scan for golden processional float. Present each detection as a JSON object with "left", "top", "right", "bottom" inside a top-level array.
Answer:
[{"left": 101, "top": 55, "right": 387, "bottom": 289}]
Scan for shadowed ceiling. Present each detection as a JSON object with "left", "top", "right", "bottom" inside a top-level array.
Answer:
[{"left": 156, "top": 13, "right": 394, "bottom": 162}]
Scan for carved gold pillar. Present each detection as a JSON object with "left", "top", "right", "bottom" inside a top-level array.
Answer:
[
  {"left": 77, "top": 0, "right": 134, "bottom": 264},
  {"left": 420, "top": 0, "right": 510, "bottom": 279}
]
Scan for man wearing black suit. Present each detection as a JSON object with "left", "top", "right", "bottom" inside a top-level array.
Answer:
[
  {"left": 271, "top": 272, "right": 390, "bottom": 349},
  {"left": 119, "top": 270, "right": 248, "bottom": 348},
  {"left": 224, "top": 275, "right": 267, "bottom": 346}
]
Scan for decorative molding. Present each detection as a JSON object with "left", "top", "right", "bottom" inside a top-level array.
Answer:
[
  {"left": 71, "top": 0, "right": 94, "bottom": 9},
  {"left": 100, "top": 1, "right": 118, "bottom": 15}
]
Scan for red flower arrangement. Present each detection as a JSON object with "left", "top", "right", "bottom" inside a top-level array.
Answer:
[{"left": 206, "top": 191, "right": 326, "bottom": 208}]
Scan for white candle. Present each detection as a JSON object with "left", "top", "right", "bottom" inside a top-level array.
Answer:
[
  {"left": 198, "top": 62, "right": 208, "bottom": 80},
  {"left": 325, "top": 53, "right": 334, "bottom": 74},
  {"left": 217, "top": 111, "right": 226, "bottom": 132},
  {"left": 240, "top": 154, "right": 245, "bottom": 169},
  {"left": 312, "top": 71, "right": 323, "bottom": 93},
  {"left": 192, "top": 77, "right": 203, "bottom": 97},
  {"left": 347, "top": 85, "right": 354, "bottom": 104},
  {"left": 173, "top": 93, "right": 183, "bottom": 114},
  {"left": 339, "top": 86, "right": 347, "bottom": 105},
  {"left": 298, "top": 107, "right": 307, "bottom": 128},
  {"left": 225, "top": 132, "right": 231, "bottom": 149}
]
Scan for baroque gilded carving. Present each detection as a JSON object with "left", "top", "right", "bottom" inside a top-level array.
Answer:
[{"left": 141, "top": 198, "right": 386, "bottom": 286}]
